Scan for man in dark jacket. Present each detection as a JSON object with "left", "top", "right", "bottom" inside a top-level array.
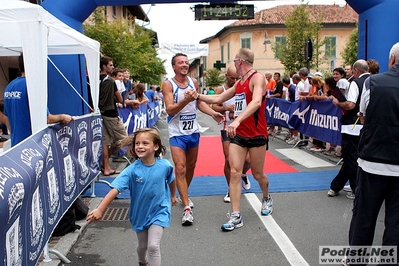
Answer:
[
  {"left": 347, "top": 42, "right": 399, "bottom": 266},
  {"left": 327, "top": 60, "right": 370, "bottom": 200}
]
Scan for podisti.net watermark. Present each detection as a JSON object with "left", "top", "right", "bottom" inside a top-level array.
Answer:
[{"left": 319, "top": 246, "right": 397, "bottom": 265}]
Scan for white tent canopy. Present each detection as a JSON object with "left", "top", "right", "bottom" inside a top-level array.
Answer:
[{"left": 0, "top": 0, "right": 100, "bottom": 133}]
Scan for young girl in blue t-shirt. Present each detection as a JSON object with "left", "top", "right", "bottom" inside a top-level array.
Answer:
[{"left": 87, "top": 128, "right": 177, "bottom": 266}]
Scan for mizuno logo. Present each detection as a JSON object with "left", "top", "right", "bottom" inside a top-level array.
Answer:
[
  {"left": 292, "top": 105, "right": 310, "bottom": 124},
  {"left": 266, "top": 104, "right": 274, "bottom": 117}
]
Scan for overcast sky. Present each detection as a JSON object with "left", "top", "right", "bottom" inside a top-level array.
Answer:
[{"left": 140, "top": 0, "right": 348, "bottom": 78}]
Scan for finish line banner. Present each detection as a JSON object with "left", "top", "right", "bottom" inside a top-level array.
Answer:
[
  {"left": 159, "top": 43, "right": 209, "bottom": 57},
  {"left": 266, "top": 98, "right": 342, "bottom": 145},
  {"left": 0, "top": 114, "right": 102, "bottom": 266}
]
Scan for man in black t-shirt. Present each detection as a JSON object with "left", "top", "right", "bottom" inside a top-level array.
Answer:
[{"left": 99, "top": 56, "right": 127, "bottom": 176}]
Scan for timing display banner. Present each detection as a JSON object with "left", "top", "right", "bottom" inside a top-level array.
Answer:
[
  {"left": 195, "top": 4, "right": 255, "bottom": 20},
  {"left": 0, "top": 114, "right": 102, "bottom": 266}
]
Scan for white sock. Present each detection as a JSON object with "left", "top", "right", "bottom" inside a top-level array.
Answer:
[{"left": 231, "top": 211, "right": 240, "bottom": 217}]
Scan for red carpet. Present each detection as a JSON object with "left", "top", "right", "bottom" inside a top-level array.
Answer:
[{"left": 194, "top": 136, "right": 298, "bottom": 177}]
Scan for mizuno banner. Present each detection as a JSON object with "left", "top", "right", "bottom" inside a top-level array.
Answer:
[{"left": 266, "top": 98, "right": 342, "bottom": 145}]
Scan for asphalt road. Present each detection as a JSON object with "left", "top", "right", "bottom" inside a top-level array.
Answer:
[{"left": 48, "top": 111, "right": 386, "bottom": 266}]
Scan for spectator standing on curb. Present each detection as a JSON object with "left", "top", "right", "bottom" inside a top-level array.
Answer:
[
  {"left": 298, "top": 67, "right": 311, "bottom": 97},
  {"left": 268, "top": 72, "right": 283, "bottom": 135},
  {"left": 145, "top": 86, "right": 158, "bottom": 103},
  {"left": 345, "top": 64, "right": 354, "bottom": 82},
  {"left": 283, "top": 76, "right": 299, "bottom": 144},
  {"left": 98, "top": 56, "right": 127, "bottom": 176},
  {"left": 265, "top": 72, "right": 276, "bottom": 94},
  {"left": 112, "top": 68, "right": 125, "bottom": 109},
  {"left": 156, "top": 86, "right": 165, "bottom": 110},
  {"left": 126, "top": 83, "right": 149, "bottom": 109},
  {"left": 122, "top": 68, "right": 132, "bottom": 106},
  {"left": 328, "top": 60, "right": 370, "bottom": 200},
  {"left": 367, "top": 59, "right": 380, "bottom": 75},
  {"left": 333, "top": 67, "right": 350, "bottom": 97}
]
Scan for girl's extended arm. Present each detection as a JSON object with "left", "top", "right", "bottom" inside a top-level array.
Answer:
[
  {"left": 169, "top": 180, "right": 178, "bottom": 206},
  {"left": 86, "top": 188, "right": 119, "bottom": 224},
  {"left": 125, "top": 99, "right": 140, "bottom": 105},
  {"left": 140, "top": 96, "right": 149, "bottom": 104}
]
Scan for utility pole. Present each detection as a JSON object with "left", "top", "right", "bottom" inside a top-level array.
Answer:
[{"left": 305, "top": 38, "right": 313, "bottom": 71}]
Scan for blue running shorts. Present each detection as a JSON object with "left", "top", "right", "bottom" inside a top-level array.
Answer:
[{"left": 169, "top": 133, "right": 200, "bottom": 151}]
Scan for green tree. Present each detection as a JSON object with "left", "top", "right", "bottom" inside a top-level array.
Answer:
[
  {"left": 341, "top": 26, "right": 358, "bottom": 66},
  {"left": 204, "top": 68, "right": 225, "bottom": 88},
  {"left": 272, "top": 3, "right": 326, "bottom": 73},
  {"left": 84, "top": 7, "right": 165, "bottom": 85}
]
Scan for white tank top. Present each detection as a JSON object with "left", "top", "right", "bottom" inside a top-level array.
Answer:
[
  {"left": 220, "top": 85, "right": 235, "bottom": 130},
  {"left": 167, "top": 77, "right": 199, "bottom": 138}
]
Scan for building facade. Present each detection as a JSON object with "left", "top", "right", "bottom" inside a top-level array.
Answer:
[{"left": 199, "top": 4, "right": 357, "bottom": 88}]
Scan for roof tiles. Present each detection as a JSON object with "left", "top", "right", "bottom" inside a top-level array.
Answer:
[{"left": 228, "top": 4, "right": 358, "bottom": 27}]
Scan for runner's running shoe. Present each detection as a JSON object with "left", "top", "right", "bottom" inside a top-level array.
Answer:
[
  {"left": 223, "top": 190, "right": 230, "bottom": 203},
  {"left": 241, "top": 175, "right": 251, "bottom": 190},
  {"left": 188, "top": 198, "right": 194, "bottom": 208},
  {"left": 178, "top": 197, "right": 194, "bottom": 208},
  {"left": 182, "top": 208, "right": 193, "bottom": 225},
  {"left": 221, "top": 213, "right": 243, "bottom": 231},
  {"left": 261, "top": 195, "right": 273, "bottom": 216}
]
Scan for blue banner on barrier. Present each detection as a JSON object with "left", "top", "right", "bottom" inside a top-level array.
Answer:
[
  {"left": 118, "top": 101, "right": 160, "bottom": 135},
  {"left": 266, "top": 99, "right": 299, "bottom": 129},
  {"left": 118, "top": 105, "right": 147, "bottom": 134},
  {"left": 266, "top": 98, "right": 342, "bottom": 145},
  {"left": 302, "top": 100, "right": 342, "bottom": 145},
  {"left": 0, "top": 114, "right": 102, "bottom": 266},
  {"left": 147, "top": 101, "right": 160, "bottom": 128}
]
